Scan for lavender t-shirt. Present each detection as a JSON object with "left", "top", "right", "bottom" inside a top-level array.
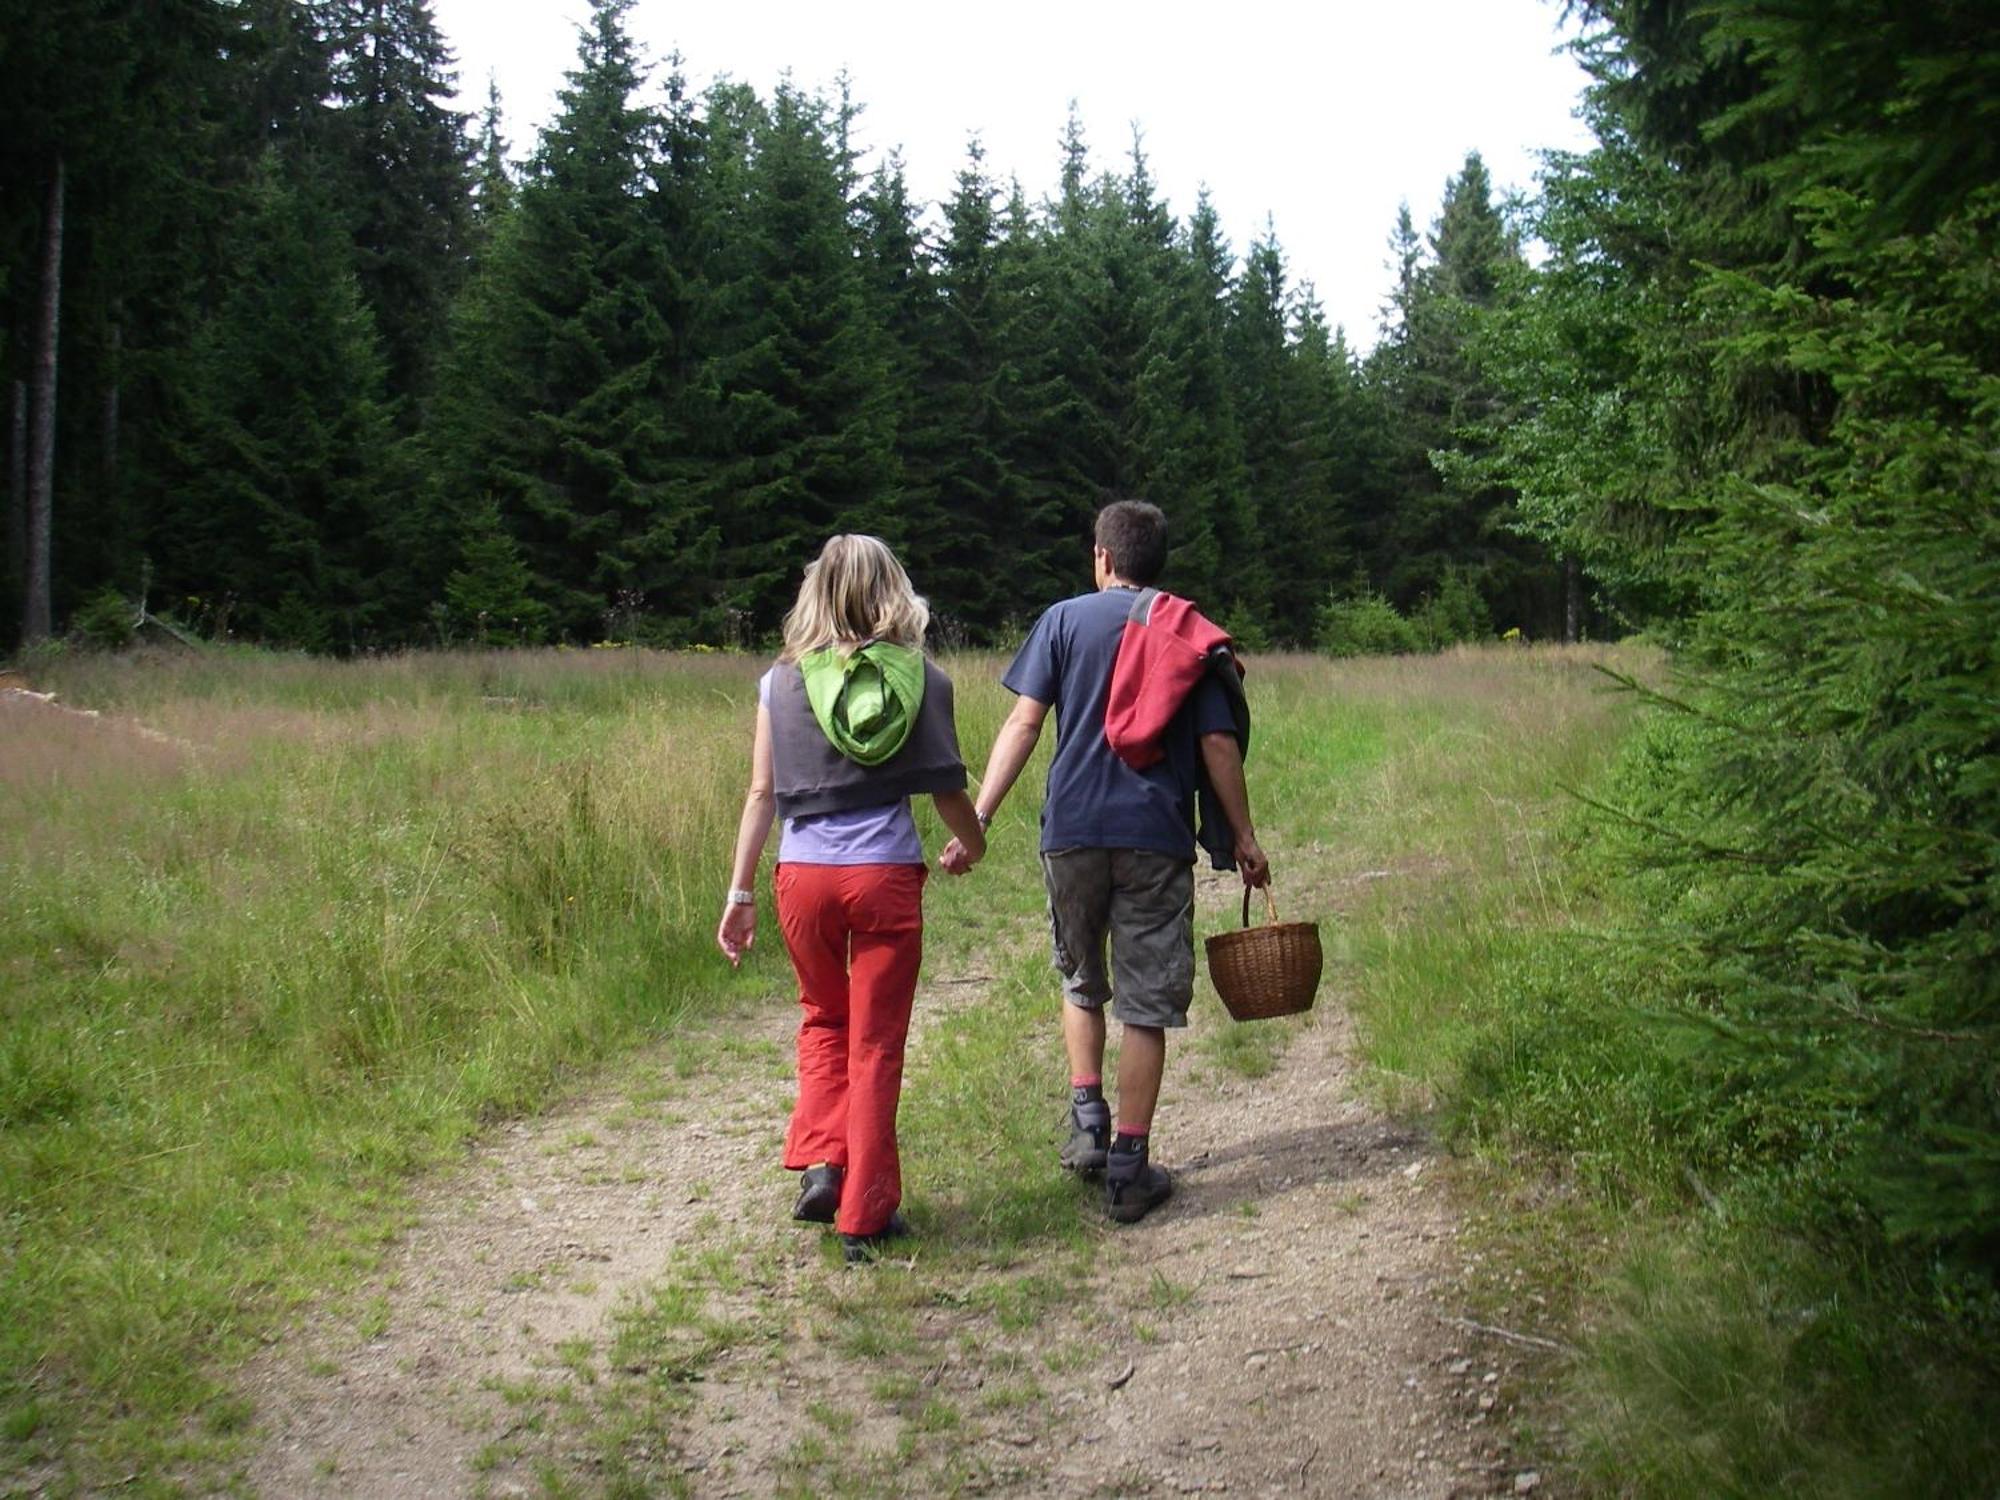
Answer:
[{"left": 759, "top": 670, "right": 924, "bottom": 866}]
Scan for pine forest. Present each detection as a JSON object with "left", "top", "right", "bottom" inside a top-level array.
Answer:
[{"left": 2, "top": 0, "right": 1591, "bottom": 653}]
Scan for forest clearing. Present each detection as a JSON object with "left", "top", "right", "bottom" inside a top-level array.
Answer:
[
  {"left": 6, "top": 0, "right": 1997, "bottom": 1494},
  {"left": 5, "top": 645, "right": 1628, "bottom": 1495},
  {"left": 10, "top": 639, "right": 1991, "bottom": 1496}
]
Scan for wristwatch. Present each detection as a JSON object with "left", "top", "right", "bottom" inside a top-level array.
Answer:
[
  {"left": 726, "top": 887, "right": 756, "bottom": 906},
  {"left": 975, "top": 810, "right": 993, "bottom": 831}
]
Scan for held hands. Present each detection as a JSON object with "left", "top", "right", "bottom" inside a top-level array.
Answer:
[
  {"left": 938, "top": 836, "right": 981, "bottom": 876},
  {"left": 936, "top": 792, "right": 990, "bottom": 877},
  {"left": 717, "top": 901, "right": 757, "bottom": 967},
  {"left": 1234, "top": 831, "right": 1272, "bottom": 890}
]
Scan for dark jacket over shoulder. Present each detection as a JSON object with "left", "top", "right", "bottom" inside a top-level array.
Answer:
[
  {"left": 767, "top": 658, "right": 966, "bottom": 819},
  {"left": 1192, "top": 652, "right": 1251, "bottom": 871}
]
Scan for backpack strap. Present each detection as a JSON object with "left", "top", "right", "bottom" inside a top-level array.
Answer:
[{"left": 1127, "top": 586, "right": 1161, "bottom": 625}]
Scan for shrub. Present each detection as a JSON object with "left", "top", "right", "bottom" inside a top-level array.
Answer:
[
  {"left": 71, "top": 587, "right": 138, "bottom": 651},
  {"left": 1410, "top": 567, "right": 1492, "bottom": 650},
  {"left": 445, "top": 501, "right": 551, "bottom": 647},
  {"left": 1317, "top": 590, "right": 1420, "bottom": 657}
]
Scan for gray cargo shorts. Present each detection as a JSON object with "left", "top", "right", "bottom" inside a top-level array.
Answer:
[{"left": 1040, "top": 848, "right": 1196, "bottom": 1029}]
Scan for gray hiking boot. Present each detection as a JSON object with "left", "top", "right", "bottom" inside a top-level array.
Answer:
[
  {"left": 1104, "top": 1139, "right": 1173, "bottom": 1224},
  {"left": 1060, "top": 1097, "right": 1111, "bottom": 1175}
]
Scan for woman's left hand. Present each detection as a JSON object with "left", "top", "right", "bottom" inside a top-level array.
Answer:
[{"left": 718, "top": 902, "right": 757, "bottom": 966}]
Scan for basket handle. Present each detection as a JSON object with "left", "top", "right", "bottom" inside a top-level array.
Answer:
[{"left": 1238, "top": 882, "right": 1280, "bottom": 929}]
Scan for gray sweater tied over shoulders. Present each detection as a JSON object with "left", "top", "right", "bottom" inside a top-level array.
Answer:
[{"left": 767, "top": 658, "right": 967, "bottom": 819}]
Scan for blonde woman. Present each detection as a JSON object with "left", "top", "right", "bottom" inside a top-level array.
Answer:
[{"left": 718, "top": 536, "right": 986, "bottom": 1262}]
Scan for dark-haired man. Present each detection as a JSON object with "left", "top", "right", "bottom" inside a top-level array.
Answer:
[{"left": 941, "top": 500, "right": 1270, "bottom": 1223}]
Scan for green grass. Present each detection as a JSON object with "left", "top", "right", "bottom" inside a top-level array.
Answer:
[
  {"left": 1196, "top": 1010, "right": 1307, "bottom": 1078},
  {"left": 1329, "top": 649, "right": 2000, "bottom": 1497},
  {"left": 2, "top": 641, "right": 1656, "bottom": 1492},
  {"left": 1567, "top": 1230, "right": 2000, "bottom": 1498},
  {"left": 476, "top": 646, "right": 1645, "bottom": 1492},
  {"left": 1, "top": 648, "right": 764, "bottom": 1485}
]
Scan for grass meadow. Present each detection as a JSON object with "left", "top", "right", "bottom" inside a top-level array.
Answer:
[{"left": 2, "top": 642, "right": 1646, "bottom": 1491}]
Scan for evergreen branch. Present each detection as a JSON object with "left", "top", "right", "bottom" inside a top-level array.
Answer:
[
  {"left": 1588, "top": 663, "right": 1758, "bottom": 738},
  {"left": 1822, "top": 996, "right": 1986, "bottom": 1045},
  {"left": 1556, "top": 780, "right": 1780, "bottom": 865}
]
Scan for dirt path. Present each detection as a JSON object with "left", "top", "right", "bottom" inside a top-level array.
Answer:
[
  {"left": 240, "top": 1006, "right": 804, "bottom": 1496},
  {"left": 1033, "top": 1008, "right": 1531, "bottom": 1499},
  {"left": 238, "top": 928, "right": 1541, "bottom": 1498}
]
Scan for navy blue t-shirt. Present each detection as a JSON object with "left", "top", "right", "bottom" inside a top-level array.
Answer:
[{"left": 1003, "top": 588, "right": 1235, "bottom": 859}]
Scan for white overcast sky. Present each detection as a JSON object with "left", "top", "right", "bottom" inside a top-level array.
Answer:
[{"left": 430, "top": 0, "right": 1596, "bottom": 351}]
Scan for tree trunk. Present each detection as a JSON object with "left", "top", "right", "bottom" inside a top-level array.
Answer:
[
  {"left": 8, "top": 380, "right": 24, "bottom": 613},
  {"left": 1563, "top": 553, "right": 1581, "bottom": 645},
  {"left": 102, "top": 318, "right": 121, "bottom": 503},
  {"left": 23, "top": 154, "right": 64, "bottom": 643}
]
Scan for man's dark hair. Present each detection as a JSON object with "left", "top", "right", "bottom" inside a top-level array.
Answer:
[{"left": 1094, "top": 499, "right": 1168, "bottom": 585}]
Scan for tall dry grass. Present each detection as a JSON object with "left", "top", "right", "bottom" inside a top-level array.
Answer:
[
  {"left": 2, "top": 648, "right": 770, "bottom": 1480},
  {"left": 1, "top": 641, "right": 1646, "bottom": 1485}
]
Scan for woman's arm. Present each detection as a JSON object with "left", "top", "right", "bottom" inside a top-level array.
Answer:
[
  {"left": 717, "top": 704, "right": 776, "bottom": 966},
  {"left": 930, "top": 788, "right": 985, "bottom": 868}
]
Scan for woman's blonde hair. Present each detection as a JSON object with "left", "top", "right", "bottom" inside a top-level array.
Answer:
[{"left": 780, "top": 534, "right": 930, "bottom": 661}]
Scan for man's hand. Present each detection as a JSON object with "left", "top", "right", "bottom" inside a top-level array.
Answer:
[
  {"left": 717, "top": 902, "right": 757, "bottom": 966},
  {"left": 938, "top": 836, "right": 980, "bottom": 876},
  {"left": 1234, "top": 832, "right": 1271, "bottom": 889}
]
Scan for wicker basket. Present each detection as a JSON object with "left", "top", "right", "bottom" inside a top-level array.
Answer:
[{"left": 1204, "top": 885, "right": 1323, "bottom": 1021}]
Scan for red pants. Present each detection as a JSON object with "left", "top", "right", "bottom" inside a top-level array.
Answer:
[{"left": 774, "top": 862, "right": 925, "bottom": 1236}]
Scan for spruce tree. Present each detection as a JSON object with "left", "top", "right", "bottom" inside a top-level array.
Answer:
[
  {"left": 1567, "top": 0, "right": 2000, "bottom": 1270},
  {"left": 471, "top": 75, "right": 515, "bottom": 242},
  {"left": 422, "top": 0, "right": 703, "bottom": 640},
  {"left": 989, "top": 110, "right": 1141, "bottom": 606},
  {"left": 912, "top": 138, "right": 1024, "bottom": 635},
  {"left": 319, "top": 0, "right": 475, "bottom": 409},
  {"left": 1276, "top": 287, "right": 1361, "bottom": 631},
  {"left": 162, "top": 153, "right": 392, "bottom": 649},
  {"left": 1478, "top": 12, "right": 2000, "bottom": 1450},
  {"left": 1224, "top": 225, "right": 1298, "bottom": 635},
  {"left": 1368, "top": 153, "right": 1550, "bottom": 631},
  {"left": 855, "top": 152, "right": 931, "bottom": 553},
  {"left": 1461, "top": 109, "right": 1695, "bottom": 633},
  {"left": 988, "top": 178, "right": 1091, "bottom": 608},
  {"left": 443, "top": 498, "right": 548, "bottom": 644},
  {"left": 705, "top": 81, "right": 897, "bottom": 631},
  {"left": 1, "top": 0, "right": 240, "bottom": 642},
  {"left": 1132, "top": 189, "right": 1251, "bottom": 620}
]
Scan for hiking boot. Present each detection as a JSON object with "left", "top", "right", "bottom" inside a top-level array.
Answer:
[
  {"left": 840, "top": 1210, "right": 912, "bottom": 1265},
  {"left": 1060, "top": 1097, "right": 1111, "bottom": 1175},
  {"left": 792, "top": 1163, "right": 843, "bottom": 1224},
  {"left": 1104, "top": 1142, "right": 1173, "bottom": 1224}
]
